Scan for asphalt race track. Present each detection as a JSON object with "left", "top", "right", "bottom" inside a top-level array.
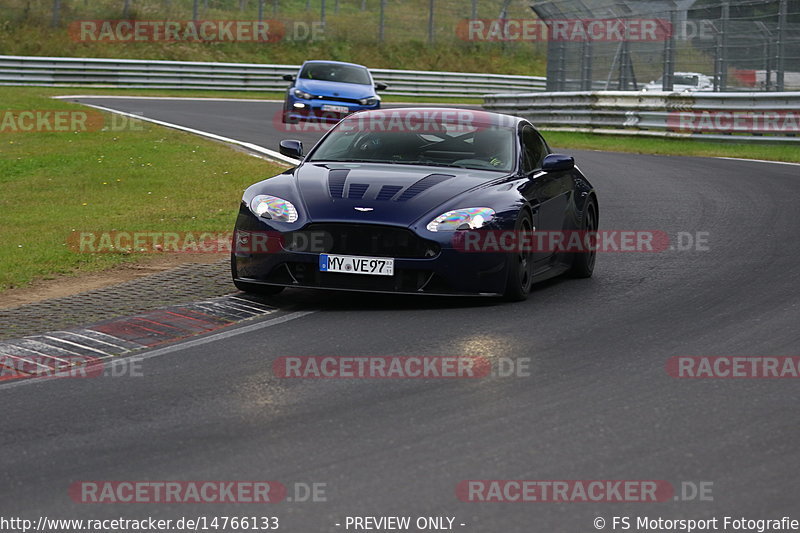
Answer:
[{"left": 2, "top": 97, "right": 798, "bottom": 531}]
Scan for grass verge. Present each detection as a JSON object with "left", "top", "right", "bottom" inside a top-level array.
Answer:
[
  {"left": 544, "top": 130, "right": 800, "bottom": 163},
  {"left": 0, "top": 86, "right": 286, "bottom": 292}
]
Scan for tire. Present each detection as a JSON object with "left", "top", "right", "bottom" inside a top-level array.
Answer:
[
  {"left": 231, "top": 254, "right": 285, "bottom": 295},
  {"left": 502, "top": 210, "right": 534, "bottom": 302},
  {"left": 567, "top": 198, "right": 598, "bottom": 279},
  {"left": 281, "top": 109, "right": 298, "bottom": 124}
]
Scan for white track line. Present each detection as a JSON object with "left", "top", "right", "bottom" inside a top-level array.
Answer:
[
  {"left": 54, "top": 95, "right": 284, "bottom": 103},
  {"left": 714, "top": 157, "right": 800, "bottom": 166},
  {"left": 53, "top": 99, "right": 300, "bottom": 166},
  {"left": 0, "top": 310, "right": 315, "bottom": 390}
]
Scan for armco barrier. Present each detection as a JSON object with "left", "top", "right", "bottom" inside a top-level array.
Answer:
[
  {"left": 0, "top": 55, "right": 546, "bottom": 98},
  {"left": 483, "top": 91, "right": 800, "bottom": 143}
]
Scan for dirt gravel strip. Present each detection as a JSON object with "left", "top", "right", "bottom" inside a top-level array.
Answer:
[
  {"left": 0, "top": 259, "right": 241, "bottom": 341},
  {"left": 0, "top": 292, "right": 277, "bottom": 382}
]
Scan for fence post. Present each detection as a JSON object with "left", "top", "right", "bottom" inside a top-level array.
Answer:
[
  {"left": 378, "top": 0, "right": 385, "bottom": 42},
  {"left": 471, "top": 0, "right": 477, "bottom": 19},
  {"left": 776, "top": 0, "right": 787, "bottom": 91},
  {"left": 258, "top": 0, "right": 263, "bottom": 21},
  {"left": 193, "top": 0, "right": 199, "bottom": 20},
  {"left": 51, "top": 0, "right": 61, "bottom": 27},
  {"left": 662, "top": 10, "right": 676, "bottom": 91},
  {"left": 719, "top": 0, "right": 729, "bottom": 91},
  {"left": 321, "top": 0, "right": 326, "bottom": 26},
  {"left": 122, "top": 0, "right": 132, "bottom": 18},
  {"left": 428, "top": 0, "right": 435, "bottom": 44},
  {"left": 579, "top": 21, "right": 593, "bottom": 91}
]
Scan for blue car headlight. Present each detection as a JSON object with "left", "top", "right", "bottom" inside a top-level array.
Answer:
[
  {"left": 359, "top": 97, "right": 378, "bottom": 106},
  {"left": 250, "top": 194, "right": 299, "bottom": 223},
  {"left": 426, "top": 207, "right": 495, "bottom": 232},
  {"left": 293, "top": 88, "right": 313, "bottom": 100}
]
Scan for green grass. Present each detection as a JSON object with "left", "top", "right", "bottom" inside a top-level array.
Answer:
[
  {"left": 0, "top": 86, "right": 286, "bottom": 291},
  {"left": 0, "top": 0, "right": 548, "bottom": 76},
  {"left": 545, "top": 130, "right": 800, "bottom": 163}
]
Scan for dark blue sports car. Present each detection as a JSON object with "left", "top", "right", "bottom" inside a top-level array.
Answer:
[
  {"left": 232, "top": 108, "right": 598, "bottom": 300},
  {"left": 281, "top": 60, "right": 386, "bottom": 124}
]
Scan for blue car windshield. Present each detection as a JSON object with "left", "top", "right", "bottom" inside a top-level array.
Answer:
[
  {"left": 299, "top": 63, "right": 372, "bottom": 85},
  {"left": 308, "top": 111, "right": 516, "bottom": 172}
]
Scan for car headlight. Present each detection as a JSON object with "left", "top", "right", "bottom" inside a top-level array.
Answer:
[
  {"left": 293, "top": 88, "right": 313, "bottom": 100},
  {"left": 250, "top": 194, "right": 299, "bottom": 223},
  {"left": 360, "top": 97, "right": 378, "bottom": 106},
  {"left": 426, "top": 207, "right": 495, "bottom": 232}
]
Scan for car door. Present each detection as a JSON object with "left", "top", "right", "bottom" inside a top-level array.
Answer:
[{"left": 518, "top": 125, "right": 571, "bottom": 265}]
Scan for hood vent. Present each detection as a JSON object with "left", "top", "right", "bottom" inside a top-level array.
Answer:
[
  {"left": 348, "top": 183, "right": 370, "bottom": 199},
  {"left": 396, "top": 173, "right": 454, "bottom": 202},
  {"left": 376, "top": 185, "right": 403, "bottom": 201},
  {"left": 328, "top": 169, "right": 350, "bottom": 199}
]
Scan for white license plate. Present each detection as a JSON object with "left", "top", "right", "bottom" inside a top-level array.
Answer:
[
  {"left": 319, "top": 254, "right": 394, "bottom": 276},
  {"left": 321, "top": 104, "right": 349, "bottom": 113}
]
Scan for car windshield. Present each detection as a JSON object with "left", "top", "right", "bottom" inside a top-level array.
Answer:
[
  {"left": 308, "top": 111, "right": 516, "bottom": 172},
  {"left": 299, "top": 63, "right": 372, "bottom": 85}
]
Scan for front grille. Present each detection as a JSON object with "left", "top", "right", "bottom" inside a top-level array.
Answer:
[
  {"left": 289, "top": 223, "right": 440, "bottom": 259},
  {"left": 285, "top": 263, "right": 437, "bottom": 292},
  {"left": 320, "top": 96, "right": 364, "bottom": 105}
]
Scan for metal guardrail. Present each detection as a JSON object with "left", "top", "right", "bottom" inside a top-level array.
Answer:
[
  {"left": 484, "top": 91, "right": 800, "bottom": 142},
  {"left": 0, "top": 55, "right": 547, "bottom": 97}
]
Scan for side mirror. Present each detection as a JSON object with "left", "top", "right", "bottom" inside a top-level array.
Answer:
[
  {"left": 279, "top": 140, "right": 303, "bottom": 159},
  {"left": 542, "top": 154, "right": 574, "bottom": 172},
  {"left": 374, "top": 81, "right": 388, "bottom": 91},
  {"left": 282, "top": 74, "right": 296, "bottom": 82}
]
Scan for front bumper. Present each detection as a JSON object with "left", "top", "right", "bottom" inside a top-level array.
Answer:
[
  {"left": 231, "top": 215, "right": 509, "bottom": 296},
  {"left": 285, "top": 95, "right": 379, "bottom": 122}
]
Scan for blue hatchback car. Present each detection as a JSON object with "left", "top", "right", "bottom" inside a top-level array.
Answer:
[{"left": 281, "top": 60, "right": 386, "bottom": 123}]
